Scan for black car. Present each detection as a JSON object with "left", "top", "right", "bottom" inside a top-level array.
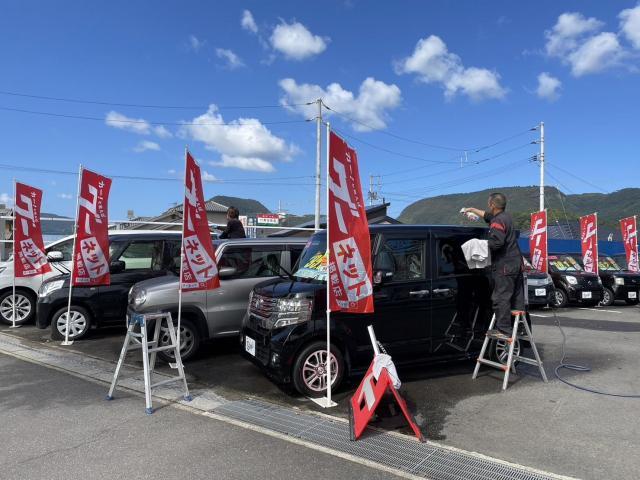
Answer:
[
  {"left": 37, "top": 231, "right": 182, "bottom": 340},
  {"left": 594, "top": 256, "right": 640, "bottom": 306},
  {"left": 241, "top": 225, "right": 532, "bottom": 397},
  {"left": 548, "top": 254, "right": 603, "bottom": 308},
  {"left": 523, "top": 257, "right": 554, "bottom": 307}
]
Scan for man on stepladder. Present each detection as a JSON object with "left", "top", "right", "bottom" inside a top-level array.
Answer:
[{"left": 463, "top": 192, "right": 524, "bottom": 339}]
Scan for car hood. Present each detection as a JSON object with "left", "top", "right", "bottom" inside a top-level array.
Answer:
[
  {"left": 133, "top": 274, "right": 178, "bottom": 292},
  {"left": 254, "top": 278, "right": 325, "bottom": 299}
]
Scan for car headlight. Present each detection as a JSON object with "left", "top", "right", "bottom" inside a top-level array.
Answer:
[
  {"left": 39, "top": 279, "right": 64, "bottom": 298},
  {"left": 566, "top": 275, "right": 578, "bottom": 285},
  {"left": 128, "top": 287, "right": 147, "bottom": 308},
  {"left": 546, "top": 274, "right": 553, "bottom": 284},
  {"left": 273, "top": 297, "right": 313, "bottom": 328},
  {"left": 615, "top": 277, "right": 625, "bottom": 286}
]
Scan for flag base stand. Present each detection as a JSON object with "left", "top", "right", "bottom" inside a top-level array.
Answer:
[
  {"left": 309, "top": 396, "right": 337, "bottom": 408},
  {"left": 9, "top": 325, "right": 21, "bottom": 329},
  {"left": 60, "top": 340, "right": 74, "bottom": 346}
]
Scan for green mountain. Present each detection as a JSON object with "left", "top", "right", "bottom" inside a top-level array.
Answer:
[
  {"left": 211, "top": 196, "right": 271, "bottom": 216},
  {"left": 398, "top": 186, "right": 640, "bottom": 234}
]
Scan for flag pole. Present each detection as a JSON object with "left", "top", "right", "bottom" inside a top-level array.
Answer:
[
  {"left": 10, "top": 178, "right": 19, "bottom": 329},
  {"left": 62, "top": 164, "right": 83, "bottom": 346},
  {"left": 324, "top": 121, "right": 335, "bottom": 408},
  {"left": 176, "top": 148, "right": 188, "bottom": 354}
]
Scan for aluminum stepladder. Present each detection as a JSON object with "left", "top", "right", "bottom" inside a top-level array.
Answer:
[
  {"left": 472, "top": 310, "right": 548, "bottom": 391},
  {"left": 106, "top": 312, "right": 191, "bottom": 414},
  {"left": 434, "top": 305, "right": 480, "bottom": 353}
]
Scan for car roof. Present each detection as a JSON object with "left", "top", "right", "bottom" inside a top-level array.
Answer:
[
  {"left": 311, "top": 224, "right": 490, "bottom": 235},
  {"left": 214, "top": 237, "right": 308, "bottom": 247}
]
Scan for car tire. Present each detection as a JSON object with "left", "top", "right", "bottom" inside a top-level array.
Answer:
[
  {"left": 0, "top": 290, "right": 36, "bottom": 325},
  {"left": 157, "top": 317, "right": 201, "bottom": 362},
  {"left": 490, "top": 338, "right": 521, "bottom": 366},
  {"left": 50, "top": 305, "right": 92, "bottom": 341},
  {"left": 292, "top": 341, "right": 345, "bottom": 398},
  {"left": 625, "top": 298, "right": 639, "bottom": 306},
  {"left": 599, "top": 287, "right": 614, "bottom": 307},
  {"left": 552, "top": 289, "right": 568, "bottom": 308}
]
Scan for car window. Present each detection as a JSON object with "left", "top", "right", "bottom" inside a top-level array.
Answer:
[
  {"left": 218, "top": 245, "right": 283, "bottom": 279},
  {"left": 436, "top": 237, "right": 470, "bottom": 277},
  {"left": 289, "top": 244, "right": 305, "bottom": 270},
  {"left": 115, "top": 241, "right": 164, "bottom": 271},
  {"left": 163, "top": 239, "right": 181, "bottom": 273},
  {"left": 46, "top": 238, "right": 73, "bottom": 261},
  {"left": 374, "top": 238, "right": 425, "bottom": 282}
]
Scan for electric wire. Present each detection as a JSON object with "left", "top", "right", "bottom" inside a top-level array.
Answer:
[{"left": 546, "top": 163, "right": 609, "bottom": 194}]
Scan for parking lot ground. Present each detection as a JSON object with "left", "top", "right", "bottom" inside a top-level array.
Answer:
[{"left": 2, "top": 304, "right": 640, "bottom": 479}]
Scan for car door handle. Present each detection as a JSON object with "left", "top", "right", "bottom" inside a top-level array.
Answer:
[
  {"left": 432, "top": 288, "right": 452, "bottom": 294},
  {"left": 409, "top": 290, "right": 430, "bottom": 297}
]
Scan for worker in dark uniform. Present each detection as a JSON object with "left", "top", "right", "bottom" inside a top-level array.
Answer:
[
  {"left": 217, "top": 206, "right": 246, "bottom": 239},
  {"left": 462, "top": 193, "right": 524, "bottom": 338}
]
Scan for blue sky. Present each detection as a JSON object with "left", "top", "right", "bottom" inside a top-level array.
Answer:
[{"left": 0, "top": 0, "right": 638, "bottom": 220}]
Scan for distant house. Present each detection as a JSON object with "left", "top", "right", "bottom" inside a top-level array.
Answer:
[{"left": 116, "top": 198, "right": 229, "bottom": 231}]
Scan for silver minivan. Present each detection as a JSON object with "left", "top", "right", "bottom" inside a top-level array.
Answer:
[{"left": 128, "top": 237, "right": 307, "bottom": 360}]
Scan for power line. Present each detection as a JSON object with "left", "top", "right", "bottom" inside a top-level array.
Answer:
[
  {"left": 546, "top": 162, "right": 609, "bottom": 194},
  {"left": 0, "top": 89, "right": 312, "bottom": 110},
  {"left": 0, "top": 106, "right": 310, "bottom": 127}
]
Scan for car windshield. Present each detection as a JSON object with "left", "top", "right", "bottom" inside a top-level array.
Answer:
[
  {"left": 293, "top": 232, "right": 327, "bottom": 282},
  {"left": 598, "top": 256, "right": 622, "bottom": 272},
  {"left": 548, "top": 255, "right": 583, "bottom": 272}
]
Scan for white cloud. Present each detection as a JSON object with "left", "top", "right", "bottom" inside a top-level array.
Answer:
[
  {"left": 620, "top": 3, "right": 640, "bottom": 50},
  {"left": 201, "top": 170, "right": 217, "bottom": 181},
  {"left": 105, "top": 111, "right": 172, "bottom": 138},
  {"left": 545, "top": 12, "right": 603, "bottom": 57},
  {"left": 279, "top": 77, "right": 402, "bottom": 131},
  {"left": 395, "top": 35, "right": 506, "bottom": 101},
  {"left": 167, "top": 169, "right": 177, "bottom": 175},
  {"left": 215, "top": 48, "right": 245, "bottom": 69},
  {"left": 180, "top": 105, "right": 298, "bottom": 172},
  {"left": 270, "top": 21, "right": 328, "bottom": 60},
  {"left": 188, "top": 35, "right": 205, "bottom": 52},
  {"left": 0, "top": 193, "right": 13, "bottom": 206},
  {"left": 210, "top": 156, "right": 275, "bottom": 173},
  {"left": 57, "top": 193, "right": 73, "bottom": 200},
  {"left": 536, "top": 72, "right": 562, "bottom": 100},
  {"left": 133, "top": 140, "right": 161, "bottom": 153},
  {"left": 568, "top": 32, "right": 623, "bottom": 76},
  {"left": 241, "top": 10, "right": 258, "bottom": 34}
]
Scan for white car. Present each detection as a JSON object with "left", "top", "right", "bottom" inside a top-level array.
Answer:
[{"left": 0, "top": 230, "right": 181, "bottom": 326}]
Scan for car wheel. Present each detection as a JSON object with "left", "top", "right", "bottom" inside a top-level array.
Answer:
[
  {"left": 0, "top": 290, "right": 36, "bottom": 325},
  {"left": 552, "top": 289, "right": 568, "bottom": 308},
  {"left": 292, "top": 341, "right": 344, "bottom": 398},
  {"left": 625, "top": 298, "right": 639, "bottom": 306},
  {"left": 490, "top": 338, "right": 521, "bottom": 366},
  {"left": 157, "top": 318, "right": 200, "bottom": 362},
  {"left": 599, "top": 287, "right": 614, "bottom": 307},
  {"left": 50, "top": 306, "right": 92, "bottom": 340}
]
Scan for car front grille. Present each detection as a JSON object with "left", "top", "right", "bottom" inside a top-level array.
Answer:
[{"left": 249, "top": 294, "right": 278, "bottom": 322}]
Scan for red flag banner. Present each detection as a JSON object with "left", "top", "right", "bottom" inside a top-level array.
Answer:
[
  {"left": 327, "top": 131, "right": 373, "bottom": 314},
  {"left": 180, "top": 152, "right": 220, "bottom": 291},
  {"left": 529, "top": 210, "right": 548, "bottom": 273},
  {"left": 72, "top": 169, "right": 112, "bottom": 286},
  {"left": 13, "top": 183, "right": 51, "bottom": 277},
  {"left": 620, "top": 216, "right": 639, "bottom": 272},
  {"left": 580, "top": 213, "right": 598, "bottom": 275}
]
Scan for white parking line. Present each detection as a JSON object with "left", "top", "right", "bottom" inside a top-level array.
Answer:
[
  {"left": 577, "top": 308, "right": 622, "bottom": 314},
  {"left": 529, "top": 313, "right": 550, "bottom": 318}
]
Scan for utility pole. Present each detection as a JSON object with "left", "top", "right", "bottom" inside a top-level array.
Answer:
[
  {"left": 539, "top": 121, "right": 545, "bottom": 212},
  {"left": 368, "top": 175, "right": 381, "bottom": 206},
  {"left": 314, "top": 98, "right": 322, "bottom": 231}
]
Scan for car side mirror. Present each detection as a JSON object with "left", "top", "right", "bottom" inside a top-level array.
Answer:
[
  {"left": 373, "top": 270, "right": 393, "bottom": 285},
  {"left": 47, "top": 251, "right": 64, "bottom": 262},
  {"left": 218, "top": 266, "right": 237, "bottom": 279},
  {"left": 110, "top": 260, "right": 126, "bottom": 274}
]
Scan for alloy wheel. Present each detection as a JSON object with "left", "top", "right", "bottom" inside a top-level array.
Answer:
[
  {"left": 160, "top": 325, "right": 194, "bottom": 359},
  {"left": 56, "top": 310, "right": 88, "bottom": 338},
  {"left": 495, "top": 339, "right": 521, "bottom": 365},
  {"left": 301, "top": 349, "right": 338, "bottom": 393},
  {"left": 0, "top": 294, "right": 31, "bottom": 322}
]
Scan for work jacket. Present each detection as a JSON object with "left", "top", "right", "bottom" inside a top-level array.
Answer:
[{"left": 483, "top": 210, "right": 522, "bottom": 275}]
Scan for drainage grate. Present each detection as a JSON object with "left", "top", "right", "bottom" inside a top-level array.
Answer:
[{"left": 214, "top": 399, "right": 562, "bottom": 480}]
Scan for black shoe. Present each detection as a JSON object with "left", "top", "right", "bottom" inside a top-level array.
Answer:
[{"left": 487, "top": 329, "right": 512, "bottom": 340}]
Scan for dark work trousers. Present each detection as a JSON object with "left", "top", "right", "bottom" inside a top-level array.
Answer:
[{"left": 491, "top": 272, "right": 525, "bottom": 333}]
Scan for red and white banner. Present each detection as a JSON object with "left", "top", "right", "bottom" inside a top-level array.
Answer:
[
  {"left": 620, "top": 216, "right": 639, "bottom": 272},
  {"left": 327, "top": 131, "right": 373, "bottom": 313},
  {"left": 580, "top": 213, "right": 598, "bottom": 275},
  {"left": 180, "top": 152, "right": 220, "bottom": 291},
  {"left": 13, "top": 183, "right": 51, "bottom": 277},
  {"left": 72, "top": 169, "right": 112, "bottom": 286},
  {"left": 529, "top": 210, "right": 548, "bottom": 273}
]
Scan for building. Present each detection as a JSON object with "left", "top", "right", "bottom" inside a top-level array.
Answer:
[{"left": 117, "top": 198, "right": 229, "bottom": 231}]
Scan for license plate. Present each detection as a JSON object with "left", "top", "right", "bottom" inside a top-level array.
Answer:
[
  {"left": 582, "top": 291, "right": 592, "bottom": 299},
  {"left": 535, "top": 288, "right": 546, "bottom": 297},
  {"left": 245, "top": 336, "right": 256, "bottom": 357},
  {"left": 629, "top": 291, "right": 637, "bottom": 299}
]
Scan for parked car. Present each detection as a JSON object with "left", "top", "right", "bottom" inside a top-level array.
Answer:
[
  {"left": 127, "top": 237, "right": 307, "bottom": 361},
  {"left": 36, "top": 231, "right": 182, "bottom": 340},
  {"left": 241, "top": 225, "right": 534, "bottom": 397},
  {"left": 548, "top": 254, "right": 603, "bottom": 308},
  {"left": 594, "top": 256, "right": 640, "bottom": 306},
  {"left": 523, "top": 257, "right": 554, "bottom": 307}
]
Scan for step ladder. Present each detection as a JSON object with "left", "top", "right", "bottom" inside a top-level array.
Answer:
[
  {"left": 106, "top": 312, "right": 191, "bottom": 414},
  {"left": 472, "top": 311, "right": 548, "bottom": 391},
  {"left": 434, "top": 306, "right": 480, "bottom": 353}
]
